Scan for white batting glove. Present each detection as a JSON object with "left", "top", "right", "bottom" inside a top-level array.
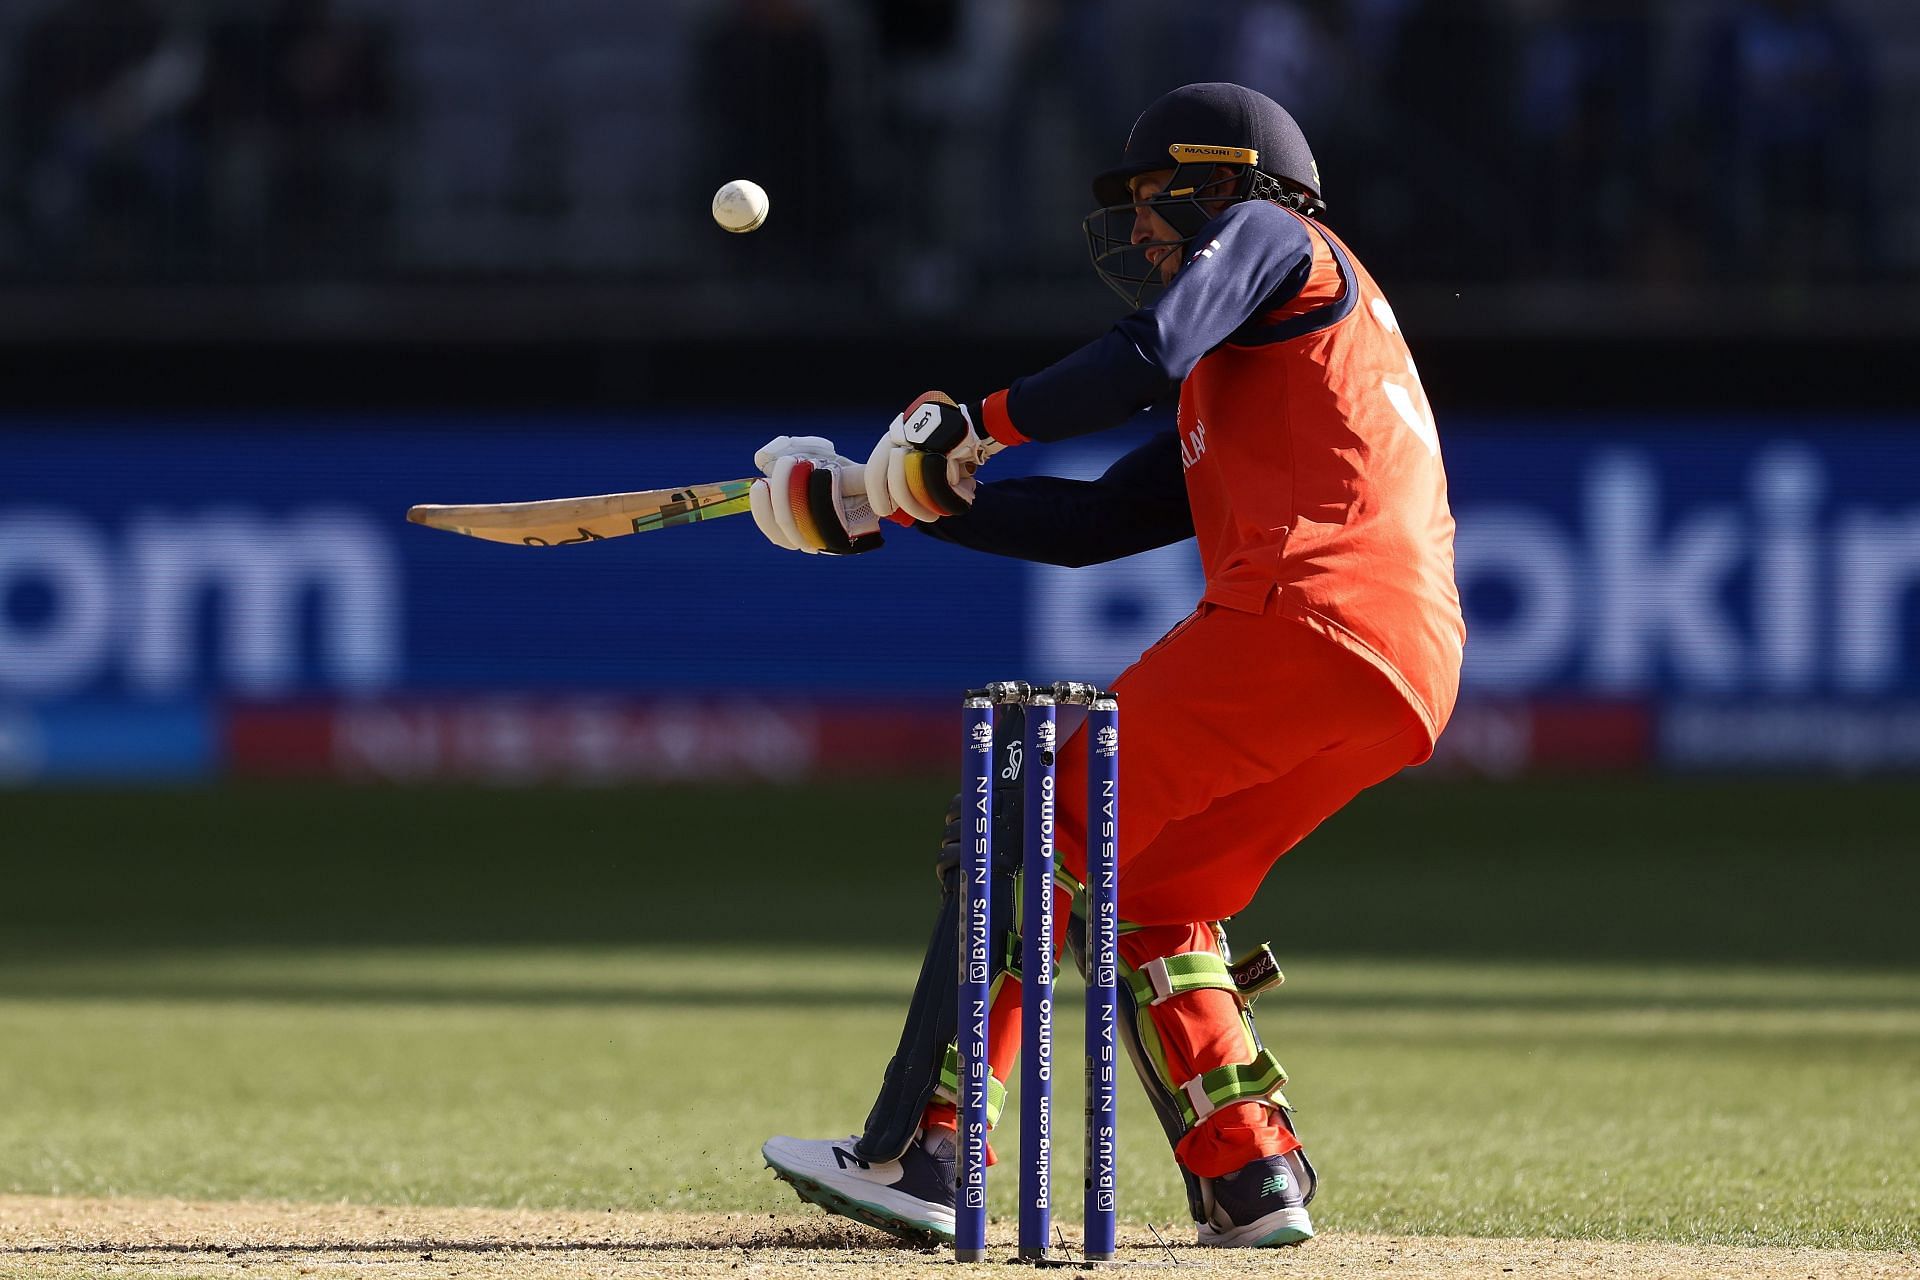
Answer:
[
  {"left": 749, "top": 436, "right": 884, "bottom": 555},
  {"left": 865, "top": 391, "right": 1007, "bottom": 524}
]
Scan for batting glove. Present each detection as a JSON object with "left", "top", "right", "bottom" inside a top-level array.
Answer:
[
  {"left": 866, "top": 391, "right": 1008, "bottom": 524},
  {"left": 749, "top": 436, "right": 884, "bottom": 555}
]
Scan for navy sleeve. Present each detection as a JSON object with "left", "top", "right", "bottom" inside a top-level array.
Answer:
[
  {"left": 915, "top": 431, "right": 1192, "bottom": 567},
  {"left": 1001, "top": 201, "right": 1315, "bottom": 442}
]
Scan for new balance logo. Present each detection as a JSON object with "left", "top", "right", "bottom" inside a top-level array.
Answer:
[
  {"left": 831, "top": 1147, "right": 870, "bottom": 1171},
  {"left": 1260, "top": 1172, "right": 1291, "bottom": 1197}
]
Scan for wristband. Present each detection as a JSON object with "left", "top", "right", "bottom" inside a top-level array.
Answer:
[{"left": 978, "top": 389, "right": 1029, "bottom": 448}]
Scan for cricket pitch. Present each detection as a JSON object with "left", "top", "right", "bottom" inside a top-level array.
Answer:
[{"left": 2, "top": 1196, "right": 1913, "bottom": 1280}]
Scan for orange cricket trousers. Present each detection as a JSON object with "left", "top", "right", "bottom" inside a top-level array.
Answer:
[{"left": 928, "top": 595, "right": 1429, "bottom": 1175}]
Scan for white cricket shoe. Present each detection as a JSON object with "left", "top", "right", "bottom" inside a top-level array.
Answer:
[{"left": 762, "top": 1130, "right": 957, "bottom": 1246}]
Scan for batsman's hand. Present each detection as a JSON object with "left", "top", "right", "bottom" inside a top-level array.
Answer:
[
  {"left": 750, "top": 436, "right": 884, "bottom": 555},
  {"left": 866, "top": 391, "right": 1007, "bottom": 523}
]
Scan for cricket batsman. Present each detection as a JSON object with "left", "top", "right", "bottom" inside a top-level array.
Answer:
[{"left": 748, "top": 82, "right": 1464, "bottom": 1249}]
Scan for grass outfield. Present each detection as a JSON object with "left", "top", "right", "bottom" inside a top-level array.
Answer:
[
  {"left": 1, "top": 778, "right": 1917, "bottom": 1261},
  {"left": 2, "top": 947, "right": 1916, "bottom": 1251}
]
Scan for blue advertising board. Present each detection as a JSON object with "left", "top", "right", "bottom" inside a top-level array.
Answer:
[{"left": 4, "top": 413, "right": 1919, "bottom": 778}]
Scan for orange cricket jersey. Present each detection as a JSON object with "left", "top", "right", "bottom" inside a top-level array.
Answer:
[{"left": 1175, "top": 210, "right": 1465, "bottom": 752}]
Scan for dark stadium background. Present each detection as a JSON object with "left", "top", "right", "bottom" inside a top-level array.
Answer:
[{"left": 3, "top": 0, "right": 1918, "bottom": 968}]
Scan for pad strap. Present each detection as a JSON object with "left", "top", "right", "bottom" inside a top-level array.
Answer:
[
  {"left": 1128, "top": 952, "right": 1239, "bottom": 1007},
  {"left": 1127, "top": 946, "right": 1286, "bottom": 1007},
  {"left": 936, "top": 1041, "right": 1008, "bottom": 1129},
  {"left": 1005, "top": 870, "right": 1052, "bottom": 982},
  {"left": 1178, "top": 1048, "right": 1290, "bottom": 1125}
]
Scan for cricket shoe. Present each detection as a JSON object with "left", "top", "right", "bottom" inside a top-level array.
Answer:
[
  {"left": 1195, "top": 1147, "right": 1317, "bottom": 1247},
  {"left": 761, "top": 1129, "right": 956, "bottom": 1246}
]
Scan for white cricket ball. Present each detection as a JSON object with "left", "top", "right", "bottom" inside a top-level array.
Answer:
[{"left": 712, "top": 179, "right": 770, "bottom": 234}]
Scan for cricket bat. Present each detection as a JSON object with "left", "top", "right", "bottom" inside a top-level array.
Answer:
[{"left": 407, "top": 478, "right": 755, "bottom": 547}]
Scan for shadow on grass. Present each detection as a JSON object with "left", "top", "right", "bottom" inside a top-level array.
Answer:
[
  {"left": 1, "top": 973, "right": 1915, "bottom": 1013},
  {"left": 6, "top": 779, "right": 1920, "bottom": 969},
  {"left": 0, "top": 979, "right": 906, "bottom": 1009}
]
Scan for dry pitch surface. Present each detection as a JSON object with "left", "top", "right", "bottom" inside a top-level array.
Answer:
[{"left": 2, "top": 1197, "right": 1913, "bottom": 1280}]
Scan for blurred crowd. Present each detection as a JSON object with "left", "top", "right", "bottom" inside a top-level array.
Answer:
[{"left": 0, "top": 0, "right": 1913, "bottom": 310}]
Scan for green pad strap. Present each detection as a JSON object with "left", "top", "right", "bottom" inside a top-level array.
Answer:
[
  {"left": 1127, "top": 946, "right": 1287, "bottom": 1008},
  {"left": 1127, "top": 951, "right": 1240, "bottom": 1007},
  {"left": 1053, "top": 864, "right": 1085, "bottom": 901},
  {"left": 1179, "top": 1048, "right": 1289, "bottom": 1125},
  {"left": 935, "top": 1042, "right": 1007, "bottom": 1128}
]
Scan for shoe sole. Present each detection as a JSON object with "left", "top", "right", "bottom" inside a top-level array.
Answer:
[
  {"left": 764, "top": 1160, "right": 955, "bottom": 1248},
  {"left": 1196, "top": 1205, "right": 1315, "bottom": 1248}
]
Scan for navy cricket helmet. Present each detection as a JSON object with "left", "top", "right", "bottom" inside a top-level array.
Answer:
[{"left": 1084, "top": 82, "right": 1325, "bottom": 310}]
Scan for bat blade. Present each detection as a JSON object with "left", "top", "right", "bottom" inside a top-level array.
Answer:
[{"left": 408, "top": 478, "right": 755, "bottom": 547}]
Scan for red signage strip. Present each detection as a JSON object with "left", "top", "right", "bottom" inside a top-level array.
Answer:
[{"left": 225, "top": 699, "right": 955, "bottom": 782}]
